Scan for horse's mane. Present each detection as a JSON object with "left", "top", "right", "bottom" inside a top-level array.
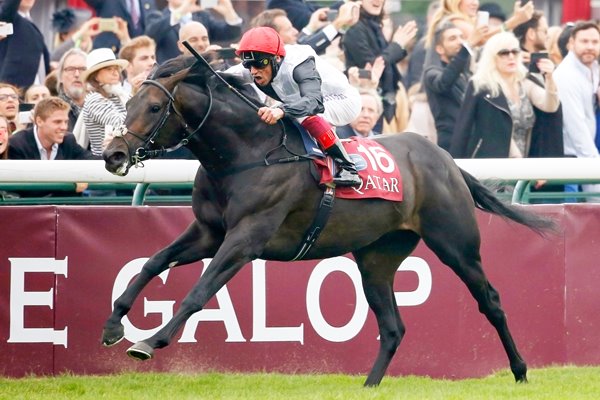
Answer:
[{"left": 151, "top": 54, "right": 264, "bottom": 108}]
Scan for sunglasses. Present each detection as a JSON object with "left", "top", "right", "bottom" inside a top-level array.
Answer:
[
  {"left": 242, "top": 58, "right": 270, "bottom": 70},
  {"left": 497, "top": 48, "right": 521, "bottom": 57}
]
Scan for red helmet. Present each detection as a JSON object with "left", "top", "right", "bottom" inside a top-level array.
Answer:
[{"left": 235, "top": 27, "right": 286, "bottom": 59}]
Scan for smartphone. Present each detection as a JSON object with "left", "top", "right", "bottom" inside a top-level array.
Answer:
[
  {"left": 19, "top": 103, "right": 34, "bottom": 112},
  {"left": 358, "top": 69, "right": 371, "bottom": 79},
  {"left": 529, "top": 52, "right": 549, "bottom": 73},
  {"left": 200, "top": 0, "right": 218, "bottom": 9},
  {"left": 521, "top": 0, "right": 531, "bottom": 4},
  {"left": 98, "top": 18, "right": 117, "bottom": 32},
  {"left": 0, "top": 22, "right": 14, "bottom": 36},
  {"left": 476, "top": 11, "right": 489, "bottom": 27},
  {"left": 327, "top": 10, "right": 339, "bottom": 21},
  {"left": 215, "top": 47, "right": 237, "bottom": 60}
]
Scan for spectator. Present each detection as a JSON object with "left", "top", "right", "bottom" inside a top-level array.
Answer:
[
  {"left": 341, "top": 0, "right": 418, "bottom": 126},
  {"left": 24, "top": 84, "right": 50, "bottom": 105},
  {"left": 0, "top": 115, "right": 9, "bottom": 158},
  {"left": 557, "top": 23, "right": 575, "bottom": 60},
  {"left": 251, "top": 4, "right": 360, "bottom": 55},
  {"left": 0, "top": 83, "right": 22, "bottom": 134},
  {"left": 426, "top": 0, "right": 533, "bottom": 48},
  {"left": 81, "top": 48, "right": 128, "bottom": 157},
  {"left": 56, "top": 48, "right": 88, "bottom": 133},
  {"left": 177, "top": 21, "right": 213, "bottom": 55},
  {"left": 423, "top": 21, "right": 485, "bottom": 151},
  {"left": 0, "top": 0, "right": 50, "bottom": 89},
  {"left": 8, "top": 97, "right": 98, "bottom": 197},
  {"left": 553, "top": 21, "right": 600, "bottom": 195},
  {"left": 84, "top": 0, "right": 157, "bottom": 53},
  {"left": 337, "top": 90, "right": 383, "bottom": 138},
  {"left": 513, "top": 10, "right": 548, "bottom": 66},
  {"left": 478, "top": 2, "right": 506, "bottom": 28},
  {"left": 146, "top": 0, "right": 243, "bottom": 63},
  {"left": 450, "top": 32, "right": 559, "bottom": 158},
  {"left": 119, "top": 35, "right": 157, "bottom": 96},
  {"left": 50, "top": 8, "right": 97, "bottom": 66}
]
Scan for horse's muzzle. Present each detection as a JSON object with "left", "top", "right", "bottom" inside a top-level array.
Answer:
[{"left": 103, "top": 148, "right": 130, "bottom": 176}]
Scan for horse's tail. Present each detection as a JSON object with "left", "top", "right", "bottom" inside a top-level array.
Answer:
[{"left": 459, "top": 168, "right": 557, "bottom": 235}]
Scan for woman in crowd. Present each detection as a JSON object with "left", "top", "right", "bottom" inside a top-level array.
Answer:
[
  {"left": 450, "top": 32, "right": 559, "bottom": 158},
  {"left": 341, "top": 0, "right": 418, "bottom": 131},
  {"left": 81, "top": 48, "right": 128, "bottom": 157}
]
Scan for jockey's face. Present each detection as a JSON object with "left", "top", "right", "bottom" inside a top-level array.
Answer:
[{"left": 249, "top": 61, "right": 274, "bottom": 87}]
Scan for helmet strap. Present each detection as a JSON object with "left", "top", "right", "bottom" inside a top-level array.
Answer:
[{"left": 270, "top": 55, "right": 282, "bottom": 79}]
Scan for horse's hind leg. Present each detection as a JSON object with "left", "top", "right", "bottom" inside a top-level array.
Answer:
[
  {"left": 353, "top": 230, "right": 421, "bottom": 387},
  {"left": 420, "top": 207, "right": 527, "bottom": 382},
  {"left": 102, "top": 220, "right": 221, "bottom": 347}
]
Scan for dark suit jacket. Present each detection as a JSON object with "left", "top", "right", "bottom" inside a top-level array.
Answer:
[
  {"left": 8, "top": 128, "right": 98, "bottom": 160},
  {"left": 85, "top": 0, "right": 157, "bottom": 53},
  {"left": 145, "top": 8, "right": 242, "bottom": 63},
  {"left": 423, "top": 46, "right": 471, "bottom": 151},
  {"left": 266, "top": 0, "right": 318, "bottom": 31},
  {"left": 0, "top": 0, "right": 50, "bottom": 88}
]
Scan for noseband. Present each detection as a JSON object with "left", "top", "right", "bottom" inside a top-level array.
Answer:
[{"left": 115, "top": 78, "right": 213, "bottom": 166}]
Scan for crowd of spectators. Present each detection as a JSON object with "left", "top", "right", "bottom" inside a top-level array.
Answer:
[{"left": 1, "top": 0, "right": 600, "bottom": 201}]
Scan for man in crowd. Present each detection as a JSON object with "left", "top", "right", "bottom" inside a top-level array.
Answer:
[
  {"left": 553, "top": 21, "right": 600, "bottom": 194},
  {"left": 177, "top": 21, "right": 212, "bottom": 55},
  {"left": 146, "top": 0, "right": 242, "bottom": 63},
  {"left": 0, "top": 0, "right": 50, "bottom": 88},
  {"left": 423, "top": 22, "right": 483, "bottom": 151},
  {"left": 251, "top": 4, "right": 359, "bottom": 55},
  {"left": 119, "top": 35, "right": 157, "bottom": 96},
  {"left": 513, "top": 10, "right": 548, "bottom": 65},
  {"left": 56, "top": 48, "right": 88, "bottom": 131},
  {"left": 338, "top": 90, "right": 383, "bottom": 139}
]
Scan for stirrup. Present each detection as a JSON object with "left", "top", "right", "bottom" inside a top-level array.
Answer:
[{"left": 333, "top": 169, "right": 361, "bottom": 187}]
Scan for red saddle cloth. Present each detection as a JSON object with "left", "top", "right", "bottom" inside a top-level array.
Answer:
[{"left": 317, "top": 137, "right": 403, "bottom": 201}]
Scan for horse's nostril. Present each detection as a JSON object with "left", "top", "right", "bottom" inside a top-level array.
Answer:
[{"left": 103, "top": 151, "right": 128, "bottom": 170}]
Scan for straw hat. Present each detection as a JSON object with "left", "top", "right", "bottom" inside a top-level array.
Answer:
[{"left": 81, "top": 48, "right": 129, "bottom": 82}]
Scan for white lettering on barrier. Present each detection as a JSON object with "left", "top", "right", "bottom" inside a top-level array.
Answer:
[
  {"left": 8, "top": 257, "right": 68, "bottom": 347},
  {"left": 5, "top": 256, "right": 432, "bottom": 345}
]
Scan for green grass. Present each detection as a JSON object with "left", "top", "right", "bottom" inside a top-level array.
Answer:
[{"left": 0, "top": 366, "right": 598, "bottom": 399}]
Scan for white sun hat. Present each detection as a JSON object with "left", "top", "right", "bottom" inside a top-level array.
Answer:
[{"left": 81, "top": 48, "right": 129, "bottom": 82}]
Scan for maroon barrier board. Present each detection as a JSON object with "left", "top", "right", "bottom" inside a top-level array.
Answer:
[{"left": 0, "top": 205, "right": 599, "bottom": 378}]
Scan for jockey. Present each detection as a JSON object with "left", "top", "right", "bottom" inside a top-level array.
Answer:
[{"left": 233, "top": 27, "right": 362, "bottom": 187}]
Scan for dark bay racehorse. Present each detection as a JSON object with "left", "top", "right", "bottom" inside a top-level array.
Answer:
[{"left": 101, "top": 55, "right": 554, "bottom": 386}]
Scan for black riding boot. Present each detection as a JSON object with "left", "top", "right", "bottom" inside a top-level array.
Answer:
[{"left": 325, "top": 140, "right": 362, "bottom": 187}]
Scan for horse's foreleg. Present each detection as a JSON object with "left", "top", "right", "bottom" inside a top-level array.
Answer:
[
  {"left": 102, "top": 221, "right": 220, "bottom": 347},
  {"left": 126, "top": 211, "right": 284, "bottom": 360}
]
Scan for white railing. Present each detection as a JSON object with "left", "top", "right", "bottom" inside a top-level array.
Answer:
[{"left": 1, "top": 158, "right": 600, "bottom": 204}]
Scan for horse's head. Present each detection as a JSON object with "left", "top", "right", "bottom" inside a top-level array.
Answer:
[{"left": 103, "top": 57, "right": 211, "bottom": 176}]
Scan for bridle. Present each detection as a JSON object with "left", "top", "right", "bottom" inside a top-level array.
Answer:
[{"left": 113, "top": 78, "right": 213, "bottom": 167}]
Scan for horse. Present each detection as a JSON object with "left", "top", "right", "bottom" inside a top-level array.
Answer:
[{"left": 101, "top": 55, "right": 554, "bottom": 386}]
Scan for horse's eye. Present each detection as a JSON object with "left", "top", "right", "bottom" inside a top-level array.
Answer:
[{"left": 150, "top": 105, "right": 161, "bottom": 113}]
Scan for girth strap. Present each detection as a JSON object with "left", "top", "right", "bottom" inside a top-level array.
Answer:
[{"left": 290, "top": 186, "right": 335, "bottom": 261}]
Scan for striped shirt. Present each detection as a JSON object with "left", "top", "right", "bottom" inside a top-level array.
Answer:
[{"left": 82, "top": 91, "right": 126, "bottom": 156}]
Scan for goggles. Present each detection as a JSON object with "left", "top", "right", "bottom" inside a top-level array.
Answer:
[{"left": 241, "top": 51, "right": 272, "bottom": 70}]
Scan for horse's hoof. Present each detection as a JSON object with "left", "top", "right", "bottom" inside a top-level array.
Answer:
[
  {"left": 516, "top": 375, "right": 528, "bottom": 384},
  {"left": 102, "top": 324, "right": 125, "bottom": 347},
  {"left": 127, "top": 342, "right": 154, "bottom": 361}
]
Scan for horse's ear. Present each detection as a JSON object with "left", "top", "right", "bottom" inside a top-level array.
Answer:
[{"left": 187, "top": 60, "right": 213, "bottom": 80}]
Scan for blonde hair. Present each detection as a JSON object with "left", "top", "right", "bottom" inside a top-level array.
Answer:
[
  {"left": 472, "top": 32, "right": 528, "bottom": 98},
  {"left": 426, "top": 0, "right": 472, "bottom": 47}
]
